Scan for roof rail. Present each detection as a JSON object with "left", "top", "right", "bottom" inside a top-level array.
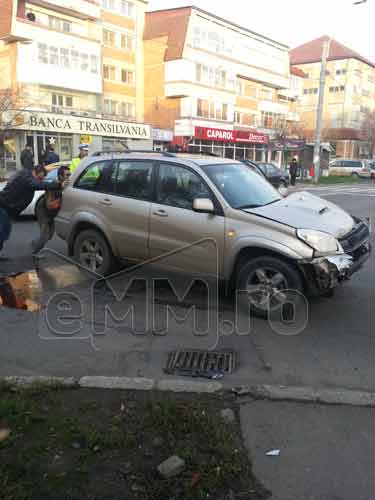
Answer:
[{"left": 91, "top": 149, "right": 176, "bottom": 158}]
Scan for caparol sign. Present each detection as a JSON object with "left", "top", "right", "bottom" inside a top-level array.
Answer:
[
  {"left": 14, "top": 111, "right": 151, "bottom": 140},
  {"left": 194, "top": 126, "right": 268, "bottom": 144}
]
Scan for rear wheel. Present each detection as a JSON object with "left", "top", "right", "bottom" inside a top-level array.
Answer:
[
  {"left": 236, "top": 256, "right": 304, "bottom": 319},
  {"left": 73, "top": 229, "right": 114, "bottom": 276}
]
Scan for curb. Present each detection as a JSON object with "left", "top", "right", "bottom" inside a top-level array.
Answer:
[
  {"left": 4, "top": 377, "right": 375, "bottom": 407},
  {"left": 235, "top": 384, "right": 375, "bottom": 408},
  {"left": 1, "top": 375, "right": 223, "bottom": 394}
]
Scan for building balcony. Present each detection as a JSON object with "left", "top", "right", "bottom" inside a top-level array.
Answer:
[{"left": 27, "top": 0, "right": 101, "bottom": 20}]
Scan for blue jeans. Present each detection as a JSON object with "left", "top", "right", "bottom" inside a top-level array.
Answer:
[{"left": 0, "top": 207, "right": 12, "bottom": 252}]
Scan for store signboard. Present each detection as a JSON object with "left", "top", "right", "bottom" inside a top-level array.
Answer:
[
  {"left": 13, "top": 111, "right": 151, "bottom": 139},
  {"left": 194, "top": 126, "right": 268, "bottom": 144}
]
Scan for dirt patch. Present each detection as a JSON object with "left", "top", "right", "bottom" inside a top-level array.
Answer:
[{"left": 0, "top": 382, "right": 269, "bottom": 500}]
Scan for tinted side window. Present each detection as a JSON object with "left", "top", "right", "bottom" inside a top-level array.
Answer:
[
  {"left": 113, "top": 160, "right": 153, "bottom": 201},
  {"left": 344, "top": 161, "right": 361, "bottom": 169},
  {"left": 75, "top": 161, "right": 114, "bottom": 193},
  {"left": 331, "top": 161, "right": 342, "bottom": 168},
  {"left": 157, "top": 164, "right": 211, "bottom": 210}
]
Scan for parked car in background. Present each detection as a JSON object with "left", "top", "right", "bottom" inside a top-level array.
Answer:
[
  {"left": 0, "top": 161, "right": 70, "bottom": 217},
  {"left": 255, "top": 162, "right": 290, "bottom": 188},
  {"left": 329, "top": 159, "right": 371, "bottom": 178},
  {"left": 242, "top": 160, "right": 289, "bottom": 189},
  {"left": 55, "top": 150, "right": 371, "bottom": 318}
]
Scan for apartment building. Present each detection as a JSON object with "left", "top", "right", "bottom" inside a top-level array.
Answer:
[
  {"left": 291, "top": 36, "right": 375, "bottom": 158},
  {"left": 144, "top": 6, "right": 292, "bottom": 161},
  {"left": 0, "top": 0, "right": 150, "bottom": 171}
]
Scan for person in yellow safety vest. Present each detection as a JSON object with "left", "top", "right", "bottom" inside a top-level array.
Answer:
[{"left": 70, "top": 144, "right": 89, "bottom": 173}]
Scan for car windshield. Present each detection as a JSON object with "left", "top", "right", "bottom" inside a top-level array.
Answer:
[{"left": 203, "top": 163, "right": 281, "bottom": 209}]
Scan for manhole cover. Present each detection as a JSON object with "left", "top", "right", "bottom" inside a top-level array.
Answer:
[{"left": 165, "top": 350, "right": 237, "bottom": 377}]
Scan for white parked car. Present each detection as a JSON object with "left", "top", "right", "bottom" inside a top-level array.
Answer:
[
  {"left": 329, "top": 159, "right": 371, "bottom": 178},
  {"left": 0, "top": 161, "right": 70, "bottom": 217}
]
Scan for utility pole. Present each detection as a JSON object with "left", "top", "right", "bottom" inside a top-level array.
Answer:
[{"left": 313, "top": 39, "right": 331, "bottom": 184}]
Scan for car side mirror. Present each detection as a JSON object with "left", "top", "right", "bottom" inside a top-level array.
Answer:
[{"left": 193, "top": 198, "right": 215, "bottom": 214}]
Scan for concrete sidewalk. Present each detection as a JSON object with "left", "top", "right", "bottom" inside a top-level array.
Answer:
[{"left": 240, "top": 400, "right": 375, "bottom": 500}]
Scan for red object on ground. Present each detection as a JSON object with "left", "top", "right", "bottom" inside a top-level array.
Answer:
[{"left": 309, "top": 165, "right": 315, "bottom": 178}]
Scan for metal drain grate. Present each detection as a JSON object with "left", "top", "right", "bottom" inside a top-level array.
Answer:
[{"left": 165, "top": 350, "right": 237, "bottom": 377}]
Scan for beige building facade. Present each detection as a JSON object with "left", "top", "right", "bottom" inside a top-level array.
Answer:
[{"left": 0, "top": 0, "right": 151, "bottom": 171}]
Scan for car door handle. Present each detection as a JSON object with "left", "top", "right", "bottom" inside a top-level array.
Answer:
[
  {"left": 153, "top": 209, "right": 168, "bottom": 217},
  {"left": 99, "top": 198, "right": 112, "bottom": 206}
]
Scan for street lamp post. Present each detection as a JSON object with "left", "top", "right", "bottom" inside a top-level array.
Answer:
[{"left": 313, "top": 0, "right": 368, "bottom": 184}]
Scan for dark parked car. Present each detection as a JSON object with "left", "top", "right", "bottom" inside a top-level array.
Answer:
[
  {"left": 242, "top": 160, "right": 290, "bottom": 189},
  {"left": 255, "top": 162, "right": 290, "bottom": 188}
]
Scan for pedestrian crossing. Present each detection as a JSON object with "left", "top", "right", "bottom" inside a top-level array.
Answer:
[{"left": 300, "top": 184, "right": 375, "bottom": 197}]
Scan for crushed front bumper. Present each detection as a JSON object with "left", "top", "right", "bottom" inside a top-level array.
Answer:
[{"left": 300, "top": 242, "right": 371, "bottom": 296}]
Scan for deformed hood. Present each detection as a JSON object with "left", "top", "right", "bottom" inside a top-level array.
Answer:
[{"left": 246, "top": 191, "right": 354, "bottom": 238}]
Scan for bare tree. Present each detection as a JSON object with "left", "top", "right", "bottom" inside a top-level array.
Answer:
[
  {"left": 0, "top": 88, "right": 28, "bottom": 140},
  {"left": 360, "top": 110, "right": 375, "bottom": 158}
]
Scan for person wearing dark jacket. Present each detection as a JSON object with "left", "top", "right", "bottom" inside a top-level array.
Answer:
[
  {"left": 0, "top": 165, "right": 60, "bottom": 256},
  {"left": 20, "top": 145, "right": 34, "bottom": 170},
  {"left": 289, "top": 158, "right": 298, "bottom": 186},
  {"left": 45, "top": 145, "right": 60, "bottom": 166}
]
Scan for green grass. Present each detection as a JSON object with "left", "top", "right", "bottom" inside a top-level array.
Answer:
[
  {"left": 300, "top": 175, "right": 364, "bottom": 185},
  {"left": 0, "top": 383, "right": 269, "bottom": 500}
]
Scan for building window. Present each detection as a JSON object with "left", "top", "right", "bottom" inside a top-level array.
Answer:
[
  {"left": 91, "top": 55, "right": 99, "bottom": 74},
  {"left": 119, "top": 102, "right": 135, "bottom": 118},
  {"left": 81, "top": 53, "right": 89, "bottom": 71},
  {"left": 121, "top": 0, "right": 135, "bottom": 17},
  {"left": 236, "top": 79, "right": 245, "bottom": 96},
  {"left": 362, "top": 89, "right": 370, "bottom": 97},
  {"left": 103, "top": 64, "right": 116, "bottom": 80},
  {"left": 121, "top": 69, "right": 134, "bottom": 85},
  {"left": 52, "top": 94, "right": 73, "bottom": 109},
  {"left": 102, "top": 0, "right": 115, "bottom": 9},
  {"left": 261, "top": 111, "right": 286, "bottom": 129},
  {"left": 121, "top": 33, "right": 134, "bottom": 50},
  {"left": 329, "top": 86, "right": 345, "bottom": 93},
  {"left": 103, "top": 29, "right": 116, "bottom": 47},
  {"left": 104, "top": 99, "right": 118, "bottom": 114},
  {"left": 197, "top": 99, "right": 229, "bottom": 120},
  {"left": 336, "top": 68, "right": 347, "bottom": 75},
  {"left": 48, "top": 16, "right": 72, "bottom": 33},
  {"left": 71, "top": 50, "right": 79, "bottom": 70},
  {"left": 260, "top": 87, "right": 273, "bottom": 100},
  {"left": 196, "top": 63, "right": 227, "bottom": 88},
  {"left": 49, "top": 46, "right": 59, "bottom": 65},
  {"left": 303, "top": 88, "right": 318, "bottom": 95},
  {"left": 38, "top": 43, "right": 48, "bottom": 64},
  {"left": 60, "top": 48, "right": 70, "bottom": 68}
]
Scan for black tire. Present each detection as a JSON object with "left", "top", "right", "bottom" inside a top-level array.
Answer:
[
  {"left": 280, "top": 180, "right": 288, "bottom": 188},
  {"left": 352, "top": 172, "right": 359, "bottom": 178},
  {"left": 73, "top": 229, "right": 114, "bottom": 276},
  {"left": 236, "top": 255, "right": 304, "bottom": 319}
]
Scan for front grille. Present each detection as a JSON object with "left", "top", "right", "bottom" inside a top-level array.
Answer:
[{"left": 339, "top": 220, "right": 370, "bottom": 255}]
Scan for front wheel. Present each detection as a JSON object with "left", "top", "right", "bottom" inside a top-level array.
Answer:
[
  {"left": 73, "top": 229, "right": 114, "bottom": 276},
  {"left": 236, "top": 256, "right": 304, "bottom": 319}
]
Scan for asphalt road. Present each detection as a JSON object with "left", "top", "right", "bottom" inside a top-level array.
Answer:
[{"left": 1, "top": 184, "right": 375, "bottom": 391}]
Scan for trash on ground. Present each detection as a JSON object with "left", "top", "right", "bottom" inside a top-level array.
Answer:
[
  {"left": 0, "top": 428, "right": 11, "bottom": 442},
  {"left": 231, "top": 386, "right": 252, "bottom": 396},
  {"left": 266, "top": 449, "right": 280, "bottom": 457},
  {"left": 157, "top": 455, "right": 186, "bottom": 478}
]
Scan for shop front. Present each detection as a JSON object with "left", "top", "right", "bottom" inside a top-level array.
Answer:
[
  {"left": 9, "top": 111, "right": 152, "bottom": 169},
  {"left": 174, "top": 126, "right": 269, "bottom": 160}
]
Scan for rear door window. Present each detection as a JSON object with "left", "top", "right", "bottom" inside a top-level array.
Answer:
[
  {"left": 112, "top": 160, "right": 154, "bottom": 201},
  {"left": 75, "top": 161, "right": 115, "bottom": 193}
]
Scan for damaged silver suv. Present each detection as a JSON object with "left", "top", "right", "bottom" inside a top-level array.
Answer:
[{"left": 55, "top": 151, "right": 371, "bottom": 317}]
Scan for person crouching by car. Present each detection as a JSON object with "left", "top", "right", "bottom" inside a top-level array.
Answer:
[
  {"left": 31, "top": 165, "right": 71, "bottom": 258},
  {"left": 0, "top": 165, "right": 60, "bottom": 258}
]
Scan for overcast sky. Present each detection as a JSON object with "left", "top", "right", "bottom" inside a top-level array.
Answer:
[{"left": 147, "top": 0, "right": 375, "bottom": 61}]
